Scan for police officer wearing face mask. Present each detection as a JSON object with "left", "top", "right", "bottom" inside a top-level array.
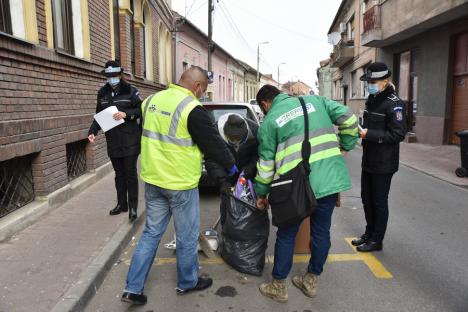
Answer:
[
  {"left": 352, "top": 62, "right": 407, "bottom": 252},
  {"left": 88, "top": 60, "right": 142, "bottom": 221}
]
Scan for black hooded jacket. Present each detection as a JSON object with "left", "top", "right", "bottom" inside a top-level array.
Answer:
[
  {"left": 205, "top": 115, "right": 259, "bottom": 185},
  {"left": 362, "top": 85, "right": 407, "bottom": 174},
  {"left": 88, "top": 80, "right": 142, "bottom": 158}
]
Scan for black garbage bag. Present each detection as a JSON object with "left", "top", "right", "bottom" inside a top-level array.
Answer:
[{"left": 220, "top": 195, "right": 270, "bottom": 276}]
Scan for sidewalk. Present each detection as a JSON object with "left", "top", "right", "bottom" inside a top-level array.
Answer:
[
  {"left": 399, "top": 142, "right": 468, "bottom": 188},
  {"left": 0, "top": 169, "right": 144, "bottom": 312}
]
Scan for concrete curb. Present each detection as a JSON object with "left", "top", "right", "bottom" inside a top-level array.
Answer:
[
  {"left": 50, "top": 210, "right": 145, "bottom": 312},
  {"left": 354, "top": 145, "right": 468, "bottom": 189},
  {"left": 400, "top": 161, "right": 468, "bottom": 190},
  {"left": 0, "top": 162, "right": 114, "bottom": 242}
]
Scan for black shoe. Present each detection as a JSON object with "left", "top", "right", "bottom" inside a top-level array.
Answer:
[
  {"left": 356, "top": 241, "right": 382, "bottom": 252},
  {"left": 351, "top": 234, "right": 370, "bottom": 246},
  {"left": 109, "top": 204, "right": 128, "bottom": 215},
  {"left": 129, "top": 208, "right": 137, "bottom": 222},
  {"left": 121, "top": 292, "right": 147, "bottom": 305},
  {"left": 176, "top": 277, "right": 213, "bottom": 295}
]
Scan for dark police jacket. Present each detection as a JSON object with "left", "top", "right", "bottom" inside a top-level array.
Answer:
[
  {"left": 88, "top": 80, "right": 142, "bottom": 158},
  {"left": 362, "top": 86, "right": 407, "bottom": 174}
]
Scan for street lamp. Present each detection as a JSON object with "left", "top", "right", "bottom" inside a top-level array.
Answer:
[
  {"left": 257, "top": 41, "right": 269, "bottom": 84},
  {"left": 277, "top": 62, "right": 286, "bottom": 88}
]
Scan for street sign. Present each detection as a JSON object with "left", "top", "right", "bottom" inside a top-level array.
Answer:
[{"left": 207, "top": 71, "right": 214, "bottom": 84}]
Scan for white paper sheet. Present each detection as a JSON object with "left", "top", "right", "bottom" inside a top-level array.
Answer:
[{"left": 94, "top": 106, "right": 124, "bottom": 132}]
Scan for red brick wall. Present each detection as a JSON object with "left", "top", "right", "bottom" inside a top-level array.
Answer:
[
  {"left": 134, "top": 24, "right": 144, "bottom": 77},
  {"left": 0, "top": 1, "right": 171, "bottom": 198},
  {"left": 89, "top": 0, "right": 113, "bottom": 65},
  {"left": 35, "top": 0, "right": 48, "bottom": 47},
  {"left": 118, "top": 11, "right": 132, "bottom": 72}
]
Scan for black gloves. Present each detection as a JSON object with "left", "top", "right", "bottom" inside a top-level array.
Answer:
[{"left": 242, "top": 166, "right": 256, "bottom": 180}]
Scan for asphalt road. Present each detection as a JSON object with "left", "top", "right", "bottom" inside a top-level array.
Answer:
[{"left": 85, "top": 149, "right": 468, "bottom": 312}]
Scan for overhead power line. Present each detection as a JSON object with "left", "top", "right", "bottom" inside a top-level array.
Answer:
[{"left": 225, "top": 1, "right": 329, "bottom": 45}]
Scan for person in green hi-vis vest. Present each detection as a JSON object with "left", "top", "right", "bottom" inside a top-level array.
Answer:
[{"left": 254, "top": 85, "right": 359, "bottom": 303}]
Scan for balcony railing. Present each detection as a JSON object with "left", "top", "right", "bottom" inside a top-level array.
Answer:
[
  {"left": 362, "top": 4, "right": 382, "bottom": 46},
  {"left": 330, "top": 38, "right": 355, "bottom": 68}
]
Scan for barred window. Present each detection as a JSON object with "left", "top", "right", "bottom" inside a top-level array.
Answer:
[{"left": 0, "top": 155, "right": 35, "bottom": 219}]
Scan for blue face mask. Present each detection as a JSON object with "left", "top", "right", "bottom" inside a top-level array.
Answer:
[
  {"left": 108, "top": 77, "right": 120, "bottom": 87},
  {"left": 368, "top": 83, "right": 380, "bottom": 95}
]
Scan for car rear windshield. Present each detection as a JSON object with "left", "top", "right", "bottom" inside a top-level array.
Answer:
[{"left": 204, "top": 106, "right": 251, "bottom": 122}]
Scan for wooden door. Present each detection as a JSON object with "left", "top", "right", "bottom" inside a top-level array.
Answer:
[
  {"left": 451, "top": 33, "right": 468, "bottom": 144},
  {"left": 451, "top": 76, "right": 468, "bottom": 144},
  {"left": 397, "top": 51, "right": 415, "bottom": 132}
]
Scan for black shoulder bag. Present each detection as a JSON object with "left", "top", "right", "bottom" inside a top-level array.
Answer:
[{"left": 268, "top": 97, "right": 317, "bottom": 228}]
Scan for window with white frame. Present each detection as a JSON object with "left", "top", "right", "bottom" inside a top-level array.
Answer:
[
  {"left": 334, "top": 79, "right": 342, "bottom": 100},
  {"left": 347, "top": 15, "right": 355, "bottom": 41},
  {"left": 0, "top": 0, "right": 24, "bottom": 37},
  {"left": 143, "top": 3, "right": 153, "bottom": 80},
  {"left": 350, "top": 70, "right": 359, "bottom": 98},
  {"left": 52, "top": 0, "right": 88, "bottom": 58},
  {"left": 359, "top": 67, "right": 369, "bottom": 98}
]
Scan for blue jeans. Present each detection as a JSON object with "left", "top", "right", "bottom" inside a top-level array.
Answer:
[
  {"left": 124, "top": 183, "right": 200, "bottom": 294},
  {"left": 272, "top": 194, "right": 337, "bottom": 280}
]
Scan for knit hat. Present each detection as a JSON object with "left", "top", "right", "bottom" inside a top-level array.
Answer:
[{"left": 224, "top": 114, "right": 248, "bottom": 142}]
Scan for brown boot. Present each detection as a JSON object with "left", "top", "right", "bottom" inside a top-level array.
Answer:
[
  {"left": 259, "top": 278, "right": 288, "bottom": 303},
  {"left": 292, "top": 272, "right": 317, "bottom": 298}
]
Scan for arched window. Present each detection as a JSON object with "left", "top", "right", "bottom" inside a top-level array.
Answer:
[
  {"left": 165, "top": 30, "right": 172, "bottom": 84},
  {"left": 142, "top": 2, "right": 153, "bottom": 80},
  {"left": 158, "top": 22, "right": 166, "bottom": 84}
]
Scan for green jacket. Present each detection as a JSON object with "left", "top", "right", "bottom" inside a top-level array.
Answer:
[{"left": 255, "top": 94, "right": 359, "bottom": 199}]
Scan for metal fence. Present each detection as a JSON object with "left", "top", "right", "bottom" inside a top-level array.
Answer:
[
  {"left": 0, "top": 155, "right": 35, "bottom": 218},
  {"left": 66, "top": 140, "right": 87, "bottom": 181}
]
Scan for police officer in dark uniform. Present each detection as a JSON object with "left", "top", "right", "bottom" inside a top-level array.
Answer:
[
  {"left": 88, "top": 60, "right": 142, "bottom": 221},
  {"left": 352, "top": 62, "right": 407, "bottom": 252}
]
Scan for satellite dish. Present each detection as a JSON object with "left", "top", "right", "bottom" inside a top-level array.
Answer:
[{"left": 328, "top": 32, "right": 341, "bottom": 45}]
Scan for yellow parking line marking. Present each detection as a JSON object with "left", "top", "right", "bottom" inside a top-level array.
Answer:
[
  {"left": 122, "top": 238, "right": 392, "bottom": 279},
  {"left": 344, "top": 237, "right": 393, "bottom": 279}
]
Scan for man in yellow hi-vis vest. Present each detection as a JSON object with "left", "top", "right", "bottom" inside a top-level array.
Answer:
[{"left": 121, "top": 67, "right": 236, "bottom": 305}]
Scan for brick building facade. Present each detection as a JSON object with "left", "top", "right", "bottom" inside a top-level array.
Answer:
[{"left": 0, "top": 0, "right": 172, "bottom": 218}]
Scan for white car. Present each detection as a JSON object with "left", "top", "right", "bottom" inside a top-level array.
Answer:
[{"left": 248, "top": 99, "right": 264, "bottom": 122}]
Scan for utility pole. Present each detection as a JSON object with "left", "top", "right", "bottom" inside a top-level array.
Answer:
[
  {"left": 208, "top": 0, "right": 214, "bottom": 74},
  {"left": 256, "top": 41, "right": 269, "bottom": 87},
  {"left": 277, "top": 62, "right": 286, "bottom": 88},
  {"left": 207, "top": 0, "right": 214, "bottom": 99}
]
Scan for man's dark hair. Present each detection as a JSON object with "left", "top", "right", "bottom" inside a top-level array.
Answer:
[{"left": 256, "top": 84, "right": 281, "bottom": 105}]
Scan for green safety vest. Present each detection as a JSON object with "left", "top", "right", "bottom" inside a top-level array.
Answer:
[{"left": 140, "top": 84, "right": 202, "bottom": 190}]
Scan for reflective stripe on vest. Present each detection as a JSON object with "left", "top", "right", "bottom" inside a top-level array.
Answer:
[
  {"left": 168, "top": 96, "right": 193, "bottom": 137},
  {"left": 142, "top": 95, "right": 194, "bottom": 147},
  {"left": 142, "top": 129, "right": 194, "bottom": 147}
]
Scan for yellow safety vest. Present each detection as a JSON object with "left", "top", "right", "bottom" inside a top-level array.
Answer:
[{"left": 140, "top": 84, "right": 203, "bottom": 190}]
